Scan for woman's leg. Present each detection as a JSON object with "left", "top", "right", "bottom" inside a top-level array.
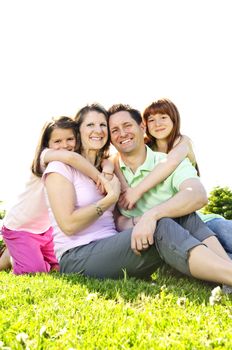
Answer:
[
  {"left": 60, "top": 216, "right": 232, "bottom": 285},
  {"left": 60, "top": 228, "right": 163, "bottom": 279}
]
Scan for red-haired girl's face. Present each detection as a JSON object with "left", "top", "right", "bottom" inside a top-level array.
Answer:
[{"left": 147, "top": 113, "right": 173, "bottom": 140}]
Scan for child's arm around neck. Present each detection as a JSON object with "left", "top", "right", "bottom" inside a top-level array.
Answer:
[
  {"left": 118, "top": 135, "right": 195, "bottom": 210},
  {"left": 43, "top": 149, "right": 100, "bottom": 183}
]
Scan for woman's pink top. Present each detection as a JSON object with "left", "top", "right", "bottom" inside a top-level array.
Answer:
[{"left": 43, "top": 161, "right": 117, "bottom": 261}]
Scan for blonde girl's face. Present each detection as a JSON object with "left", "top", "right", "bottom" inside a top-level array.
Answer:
[
  {"left": 147, "top": 113, "right": 174, "bottom": 140},
  {"left": 48, "top": 128, "right": 76, "bottom": 151}
]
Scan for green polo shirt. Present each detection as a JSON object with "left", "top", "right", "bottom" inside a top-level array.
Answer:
[{"left": 119, "top": 146, "right": 199, "bottom": 218}]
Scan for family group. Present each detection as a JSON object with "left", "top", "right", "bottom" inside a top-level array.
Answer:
[{"left": 1, "top": 99, "right": 232, "bottom": 289}]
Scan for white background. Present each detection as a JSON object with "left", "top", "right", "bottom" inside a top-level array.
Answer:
[{"left": 0, "top": 0, "right": 232, "bottom": 205}]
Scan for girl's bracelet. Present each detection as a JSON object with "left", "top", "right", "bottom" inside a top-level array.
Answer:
[{"left": 102, "top": 172, "right": 114, "bottom": 179}]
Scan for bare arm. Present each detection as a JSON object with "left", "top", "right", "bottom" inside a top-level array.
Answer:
[
  {"left": 44, "top": 149, "right": 100, "bottom": 183},
  {"left": 120, "top": 136, "right": 193, "bottom": 209},
  {"left": 45, "top": 173, "right": 121, "bottom": 236},
  {"left": 145, "top": 178, "right": 207, "bottom": 221},
  {"left": 115, "top": 213, "right": 140, "bottom": 231},
  {"left": 130, "top": 178, "right": 208, "bottom": 255},
  {"left": 112, "top": 154, "right": 129, "bottom": 191},
  {"left": 137, "top": 136, "right": 193, "bottom": 194}
]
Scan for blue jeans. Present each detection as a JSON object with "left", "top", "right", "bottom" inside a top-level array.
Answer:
[{"left": 206, "top": 218, "right": 232, "bottom": 258}]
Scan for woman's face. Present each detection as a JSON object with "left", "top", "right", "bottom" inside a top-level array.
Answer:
[
  {"left": 79, "top": 111, "right": 108, "bottom": 151},
  {"left": 48, "top": 128, "right": 76, "bottom": 151},
  {"left": 147, "top": 113, "right": 173, "bottom": 140}
]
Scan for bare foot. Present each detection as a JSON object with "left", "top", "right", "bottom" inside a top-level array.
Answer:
[
  {"left": 0, "top": 248, "right": 12, "bottom": 271},
  {"left": 50, "top": 264, "right": 60, "bottom": 272}
]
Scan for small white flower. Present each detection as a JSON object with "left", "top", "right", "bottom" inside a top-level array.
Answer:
[
  {"left": 211, "top": 286, "right": 222, "bottom": 297},
  {"left": 16, "top": 332, "right": 28, "bottom": 343},
  {"left": 209, "top": 295, "right": 216, "bottom": 306},
  {"left": 40, "top": 325, "right": 47, "bottom": 336},
  {"left": 209, "top": 286, "right": 222, "bottom": 305},
  {"left": 59, "top": 327, "right": 67, "bottom": 335},
  {"left": 86, "top": 293, "right": 98, "bottom": 301},
  {"left": 177, "top": 297, "right": 187, "bottom": 306}
]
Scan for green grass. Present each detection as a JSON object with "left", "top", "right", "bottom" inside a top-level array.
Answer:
[{"left": 1, "top": 266, "right": 232, "bottom": 349}]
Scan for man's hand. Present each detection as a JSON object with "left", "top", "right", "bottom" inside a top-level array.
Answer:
[{"left": 131, "top": 215, "right": 157, "bottom": 255}]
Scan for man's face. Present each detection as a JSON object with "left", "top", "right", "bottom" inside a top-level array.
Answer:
[{"left": 109, "top": 111, "right": 145, "bottom": 155}]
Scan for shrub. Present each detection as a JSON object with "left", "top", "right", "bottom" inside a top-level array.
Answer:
[
  {"left": 203, "top": 186, "right": 232, "bottom": 219},
  {"left": 0, "top": 200, "right": 5, "bottom": 220}
]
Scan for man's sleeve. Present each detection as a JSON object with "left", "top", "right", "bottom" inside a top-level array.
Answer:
[{"left": 171, "top": 158, "right": 198, "bottom": 191}]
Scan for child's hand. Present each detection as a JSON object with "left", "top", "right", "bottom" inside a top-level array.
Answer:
[
  {"left": 98, "top": 174, "right": 121, "bottom": 203},
  {"left": 96, "top": 172, "right": 115, "bottom": 194},
  {"left": 118, "top": 187, "right": 142, "bottom": 210},
  {"left": 96, "top": 176, "right": 107, "bottom": 195},
  {"left": 101, "top": 158, "right": 114, "bottom": 174}
]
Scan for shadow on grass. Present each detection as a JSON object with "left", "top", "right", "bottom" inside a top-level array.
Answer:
[{"left": 50, "top": 264, "right": 216, "bottom": 303}]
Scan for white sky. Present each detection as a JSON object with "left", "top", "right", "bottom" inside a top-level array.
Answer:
[{"left": 0, "top": 0, "right": 232, "bottom": 204}]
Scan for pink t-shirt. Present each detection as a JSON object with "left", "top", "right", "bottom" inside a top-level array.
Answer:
[
  {"left": 43, "top": 161, "right": 117, "bottom": 261},
  {"left": 3, "top": 149, "right": 51, "bottom": 233}
]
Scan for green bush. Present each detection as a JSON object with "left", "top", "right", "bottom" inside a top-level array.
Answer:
[
  {"left": 0, "top": 201, "right": 5, "bottom": 220},
  {"left": 203, "top": 186, "right": 232, "bottom": 219}
]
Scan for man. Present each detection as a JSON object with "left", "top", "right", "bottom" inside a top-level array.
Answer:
[{"left": 108, "top": 104, "right": 232, "bottom": 284}]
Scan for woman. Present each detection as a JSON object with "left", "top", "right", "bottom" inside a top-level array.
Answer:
[
  {"left": 43, "top": 103, "right": 232, "bottom": 286},
  {"left": 118, "top": 98, "right": 232, "bottom": 258},
  {"left": 0, "top": 116, "right": 107, "bottom": 274}
]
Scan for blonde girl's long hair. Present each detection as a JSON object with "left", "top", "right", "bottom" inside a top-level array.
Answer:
[{"left": 31, "top": 116, "right": 78, "bottom": 177}]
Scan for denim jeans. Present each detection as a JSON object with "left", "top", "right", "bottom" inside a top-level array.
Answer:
[{"left": 206, "top": 218, "right": 232, "bottom": 258}]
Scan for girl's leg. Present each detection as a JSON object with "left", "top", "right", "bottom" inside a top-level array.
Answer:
[
  {"left": 0, "top": 247, "right": 11, "bottom": 271},
  {"left": 203, "top": 236, "right": 231, "bottom": 261},
  {"left": 40, "top": 227, "right": 59, "bottom": 271},
  {"left": 206, "top": 218, "right": 232, "bottom": 258},
  {"left": 2, "top": 226, "right": 51, "bottom": 274}
]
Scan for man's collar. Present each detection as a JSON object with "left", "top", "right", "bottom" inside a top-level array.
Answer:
[{"left": 119, "top": 146, "right": 155, "bottom": 172}]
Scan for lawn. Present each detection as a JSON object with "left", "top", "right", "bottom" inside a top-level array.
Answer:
[{"left": 0, "top": 266, "right": 232, "bottom": 349}]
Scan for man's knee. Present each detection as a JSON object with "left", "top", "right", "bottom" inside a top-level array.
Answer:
[{"left": 154, "top": 218, "right": 203, "bottom": 276}]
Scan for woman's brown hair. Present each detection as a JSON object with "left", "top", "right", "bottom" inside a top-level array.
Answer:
[{"left": 74, "top": 103, "right": 110, "bottom": 170}]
